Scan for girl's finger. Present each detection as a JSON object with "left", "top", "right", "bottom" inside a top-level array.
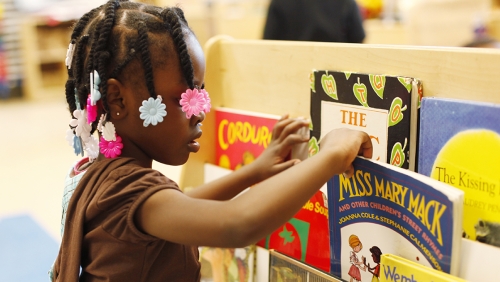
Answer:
[{"left": 272, "top": 117, "right": 296, "bottom": 140}]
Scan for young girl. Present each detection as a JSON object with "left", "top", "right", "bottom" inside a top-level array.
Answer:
[
  {"left": 52, "top": 1, "right": 372, "bottom": 281},
  {"left": 348, "top": 234, "right": 366, "bottom": 282}
]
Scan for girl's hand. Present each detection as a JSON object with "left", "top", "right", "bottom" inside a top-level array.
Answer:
[
  {"left": 249, "top": 115, "right": 310, "bottom": 182},
  {"left": 318, "top": 128, "right": 373, "bottom": 178}
]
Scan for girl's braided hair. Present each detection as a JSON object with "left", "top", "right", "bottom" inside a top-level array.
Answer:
[{"left": 65, "top": 0, "right": 195, "bottom": 133}]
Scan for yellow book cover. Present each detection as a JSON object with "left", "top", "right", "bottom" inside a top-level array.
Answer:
[
  {"left": 380, "top": 254, "right": 466, "bottom": 282},
  {"left": 418, "top": 98, "right": 500, "bottom": 248}
]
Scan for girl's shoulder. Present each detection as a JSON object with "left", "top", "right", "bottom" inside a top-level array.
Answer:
[{"left": 83, "top": 157, "right": 178, "bottom": 187}]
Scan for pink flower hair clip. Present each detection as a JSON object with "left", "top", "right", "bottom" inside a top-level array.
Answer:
[
  {"left": 179, "top": 88, "right": 211, "bottom": 119},
  {"left": 99, "top": 134, "right": 123, "bottom": 159},
  {"left": 97, "top": 113, "right": 123, "bottom": 158}
]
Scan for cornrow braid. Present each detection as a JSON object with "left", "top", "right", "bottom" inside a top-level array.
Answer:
[
  {"left": 163, "top": 8, "right": 195, "bottom": 89},
  {"left": 137, "top": 22, "right": 156, "bottom": 98}
]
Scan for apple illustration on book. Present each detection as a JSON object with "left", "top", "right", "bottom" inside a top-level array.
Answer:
[
  {"left": 353, "top": 77, "right": 369, "bottom": 107},
  {"left": 398, "top": 76, "right": 413, "bottom": 93},
  {"left": 369, "top": 74, "right": 386, "bottom": 99},
  {"left": 388, "top": 97, "right": 406, "bottom": 126},
  {"left": 267, "top": 220, "right": 310, "bottom": 261},
  {"left": 310, "top": 72, "right": 316, "bottom": 93},
  {"left": 308, "top": 136, "right": 319, "bottom": 157},
  {"left": 321, "top": 73, "right": 338, "bottom": 100},
  {"left": 390, "top": 139, "right": 406, "bottom": 167}
]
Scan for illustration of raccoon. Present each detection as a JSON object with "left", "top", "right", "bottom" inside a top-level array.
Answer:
[{"left": 474, "top": 219, "right": 500, "bottom": 247}]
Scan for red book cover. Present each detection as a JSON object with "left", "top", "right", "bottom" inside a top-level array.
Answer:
[
  {"left": 256, "top": 190, "right": 330, "bottom": 272},
  {"left": 215, "top": 107, "right": 280, "bottom": 170},
  {"left": 215, "top": 107, "right": 331, "bottom": 272}
]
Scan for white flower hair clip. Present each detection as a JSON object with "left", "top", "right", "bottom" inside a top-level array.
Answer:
[
  {"left": 70, "top": 109, "right": 92, "bottom": 142},
  {"left": 65, "top": 42, "right": 75, "bottom": 69},
  {"left": 90, "top": 70, "right": 101, "bottom": 106},
  {"left": 139, "top": 95, "right": 167, "bottom": 127},
  {"left": 67, "top": 108, "right": 95, "bottom": 159}
]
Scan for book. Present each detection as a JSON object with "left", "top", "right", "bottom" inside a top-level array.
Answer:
[
  {"left": 269, "top": 250, "right": 343, "bottom": 282},
  {"left": 418, "top": 97, "right": 500, "bottom": 248},
  {"left": 213, "top": 107, "right": 330, "bottom": 272},
  {"left": 200, "top": 163, "right": 256, "bottom": 282},
  {"left": 256, "top": 189, "right": 331, "bottom": 272},
  {"left": 379, "top": 254, "right": 466, "bottom": 282},
  {"left": 309, "top": 70, "right": 422, "bottom": 170},
  {"left": 327, "top": 156, "right": 464, "bottom": 281},
  {"left": 215, "top": 107, "right": 281, "bottom": 170}
]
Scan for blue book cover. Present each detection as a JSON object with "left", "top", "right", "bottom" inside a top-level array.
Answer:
[
  {"left": 418, "top": 97, "right": 500, "bottom": 247},
  {"left": 327, "top": 157, "right": 463, "bottom": 281}
]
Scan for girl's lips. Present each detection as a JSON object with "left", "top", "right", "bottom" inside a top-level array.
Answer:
[
  {"left": 188, "top": 131, "right": 202, "bottom": 153},
  {"left": 188, "top": 140, "right": 200, "bottom": 153}
]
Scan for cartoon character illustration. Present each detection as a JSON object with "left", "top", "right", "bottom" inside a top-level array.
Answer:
[
  {"left": 475, "top": 219, "right": 500, "bottom": 247},
  {"left": 200, "top": 247, "right": 253, "bottom": 282},
  {"left": 348, "top": 234, "right": 366, "bottom": 282},
  {"left": 363, "top": 246, "right": 382, "bottom": 282}
]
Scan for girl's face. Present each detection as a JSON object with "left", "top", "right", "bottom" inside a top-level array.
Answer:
[
  {"left": 353, "top": 244, "right": 361, "bottom": 252},
  {"left": 111, "top": 31, "right": 206, "bottom": 167},
  {"left": 372, "top": 253, "right": 379, "bottom": 263}
]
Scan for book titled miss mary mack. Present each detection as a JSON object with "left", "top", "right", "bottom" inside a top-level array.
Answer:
[{"left": 327, "top": 157, "right": 464, "bottom": 281}]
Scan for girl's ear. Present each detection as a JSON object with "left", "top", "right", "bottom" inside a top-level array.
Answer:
[{"left": 106, "top": 78, "right": 127, "bottom": 119}]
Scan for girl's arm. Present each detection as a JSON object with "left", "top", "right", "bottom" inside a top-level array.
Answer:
[
  {"left": 185, "top": 116, "right": 309, "bottom": 200},
  {"left": 136, "top": 128, "right": 372, "bottom": 248}
]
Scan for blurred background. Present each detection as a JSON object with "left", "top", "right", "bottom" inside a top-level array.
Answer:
[{"left": 0, "top": 0, "right": 499, "bottom": 280}]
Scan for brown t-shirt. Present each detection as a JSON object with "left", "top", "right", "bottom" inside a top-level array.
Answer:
[{"left": 52, "top": 158, "right": 201, "bottom": 281}]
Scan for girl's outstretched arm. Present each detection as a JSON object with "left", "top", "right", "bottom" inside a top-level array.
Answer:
[
  {"left": 185, "top": 116, "right": 309, "bottom": 200},
  {"left": 135, "top": 128, "right": 372, "bottom": 248}
]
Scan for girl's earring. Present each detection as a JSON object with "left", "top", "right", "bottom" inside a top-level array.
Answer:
[
  {"left": 97, "top": 114, "right": 123, "bottom": 158},
  {"left": 116, "top": 112, "right": 120, "bottom": 116},
  {"left": 139, "top": 95, "right": 167, "bottom": 127}
]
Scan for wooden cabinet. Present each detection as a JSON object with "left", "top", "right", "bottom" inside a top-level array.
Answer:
[{"left": 21, "top": 18, "right": 73, "bottom": 100}]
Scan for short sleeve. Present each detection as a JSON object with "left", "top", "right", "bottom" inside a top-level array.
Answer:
[{"left": 86, "top": 166, "right": 181, "bottom": 245}]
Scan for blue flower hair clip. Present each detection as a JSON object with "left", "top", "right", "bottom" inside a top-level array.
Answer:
[{"left": 139, "top": 95, "right": 167, "bottom": 127}]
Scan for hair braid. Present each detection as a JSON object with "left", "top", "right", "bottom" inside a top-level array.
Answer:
[
  {"left": 163, "top": 8, "right": 194, "bottom": 89},
  {"left": 110, "top": 48, "right": 136, "bottom": 78},
  {"left": 65, "top": 79, "right": 76, "bottom": 115},
  {"left": 137, "top": 22, "right": 156, "bottom": 98},
  {"left": 70, "top": 5, "right": 104, "bottom": 42},
  {"left": 74, "top": 35, "right": 89, "bottom": 101},
  {"left": 92, "top": 0, "right": 120, "bottom": 120},
  {"left": 86, "top": 24, "right": 101, "bottom": 86},
  {"left": 64, "top": 6, "right": 103, "bottom": 116}
]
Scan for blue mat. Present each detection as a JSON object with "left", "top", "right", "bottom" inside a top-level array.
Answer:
[{"left": 0, "top": 214, "right": 59, "bottom": 282}]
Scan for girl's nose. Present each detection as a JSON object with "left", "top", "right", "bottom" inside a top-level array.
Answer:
[{"left": 192, "top": 110, "right": 205, "bottom": 125}]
